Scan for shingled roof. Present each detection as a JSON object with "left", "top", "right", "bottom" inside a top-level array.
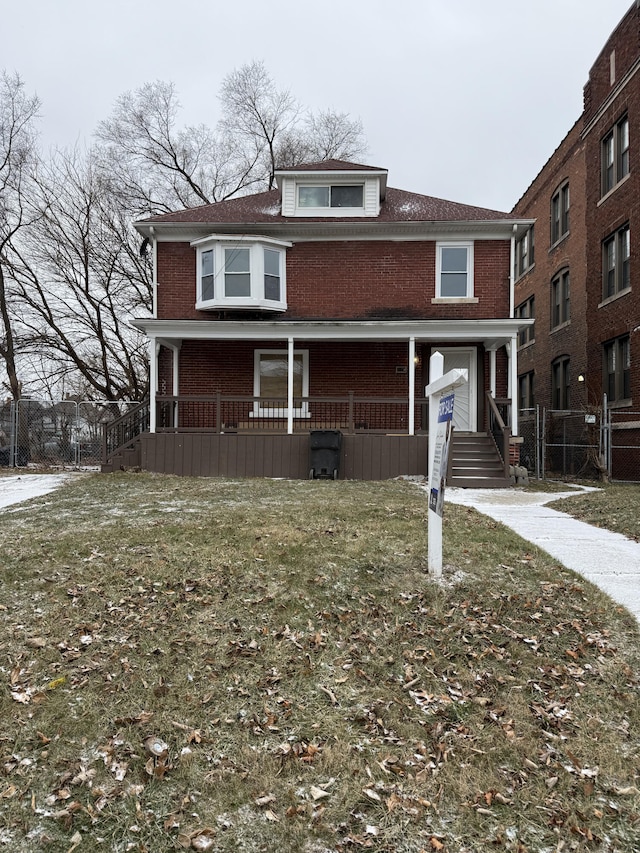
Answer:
[
  {"left": 138, "top": 158, "right": 513, "bottom": 226},
  {"left": 141, "top": 186, "right": 510, "bottom": 226}
]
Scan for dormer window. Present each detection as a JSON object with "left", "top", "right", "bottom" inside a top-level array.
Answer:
[
  {"left": 193, "top": 235, "right": 291, "bottom": 312},
  {"left": 298, "top": 184, "right": 364, "bottom": 209},
  {"left": 276, "top": 165, "right": 386, "bottom": 217}
]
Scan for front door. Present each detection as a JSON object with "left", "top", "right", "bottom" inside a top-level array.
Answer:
[{"left": 430, "top": 347, "right": 477, "bottom": 432}]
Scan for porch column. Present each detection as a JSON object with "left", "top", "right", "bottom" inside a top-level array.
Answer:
[
  {"left": 287, "top": 336, "right": 294, "bottom": 435},
  {"left": 508, "top": 335, "right": 518, "bottom": 435},
  {"left": 172, "top": 344, "right": 180, "bottom": 428},
  {"left": 149, "top": 337, "right": 157, "bottom": 433},
  {"left": 408, "top": 337, "right": 416, "bottom": 435},
  {"left": 489, "top": 349, "right": 497, "bottom": 397}
]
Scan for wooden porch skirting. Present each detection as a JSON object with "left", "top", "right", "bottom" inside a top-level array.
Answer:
[{"left": 139, "top": 432, "right": 428, "bottom": 480}]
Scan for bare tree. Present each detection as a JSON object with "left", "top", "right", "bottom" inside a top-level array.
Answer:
[
  {"left": 0, "top": 71, "right": 40, "bottom": 399},
  {"left": 96, "top": 81, "right": 261, "bottom": 215},
  {"left": 11, "top": 147, "right": 151, "bottom": 401},
  {"left": 96, "top": 62, "right": 368, "bottom": 214},
  {"left": 219, "top": 60, "right": 300, "bottom": 190}
]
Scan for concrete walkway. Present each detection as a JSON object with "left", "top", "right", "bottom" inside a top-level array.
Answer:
[{"left": 445, "top": 485, "right": 640, "bottom": 624}]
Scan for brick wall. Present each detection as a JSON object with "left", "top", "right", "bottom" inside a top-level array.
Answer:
[
  {"left": 156, "top": 239, "right": 511, "bottom": 321},
  {"left": 513, "top": 120, "right": 589, "bottom": 410},
  {"left": 583, "top": 4, "right": 640, "bottom": 410}
]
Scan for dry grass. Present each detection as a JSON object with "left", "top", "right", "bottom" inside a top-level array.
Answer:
[
  {"left": 547, "top": 482, "right": 640, "bottom": 542},
  {"left": 0, "top": 473, "right": 639, "bottom": 852}
]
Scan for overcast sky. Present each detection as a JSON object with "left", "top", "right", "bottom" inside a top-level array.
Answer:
[{"left": 3, "top": 0, "right": 633, "bottom": 212}]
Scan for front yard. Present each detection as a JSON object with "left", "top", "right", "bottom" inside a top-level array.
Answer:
[{"left": 0, "top": 474, "right": 638, "bottom": 851}]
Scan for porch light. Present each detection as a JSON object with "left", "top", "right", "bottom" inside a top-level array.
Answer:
[{"left": 578, "top": 374, "right": 585, "bottom": 382}]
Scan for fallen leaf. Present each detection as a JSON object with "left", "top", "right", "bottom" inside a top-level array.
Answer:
[
  {"left": 363, "top": 788, "right": 381, "bottom": 802},
  {"left": 186, "top": 828, "right": 217, "bottom": 850},
  {"left": 310, "top": 785, "right": 331, "bottom": 801}
]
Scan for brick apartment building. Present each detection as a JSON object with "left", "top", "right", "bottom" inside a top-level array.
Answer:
[{"left": 512, "top": 1, "right": 640, "bottom": 477}]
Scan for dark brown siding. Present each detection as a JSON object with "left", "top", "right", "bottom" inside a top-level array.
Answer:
[{"left": 140, "top": 433, "right": 428, "bottom": 480}]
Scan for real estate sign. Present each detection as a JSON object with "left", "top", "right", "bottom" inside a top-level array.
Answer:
[{"left": 428, "top": 391, "right": 455, "bottom": 518}]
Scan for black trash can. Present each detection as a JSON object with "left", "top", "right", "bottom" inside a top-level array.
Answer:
[{"left": 309, "top": 430, "right": 342, "bottom": 480}]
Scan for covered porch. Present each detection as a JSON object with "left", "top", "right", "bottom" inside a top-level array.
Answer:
[{"left": 115, "top": 317, "right": 523, "bottom": 480}]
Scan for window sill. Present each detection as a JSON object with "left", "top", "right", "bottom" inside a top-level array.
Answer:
[
  {"left": 250, "top": 410, "right": 311, "bottom": 418},
  {"left": 598, "top": 288, "right": 631, "bottom": 308},
  {"left": 515, "top": 263, "right": 535, "bottom": 283},
  {"left": 517, "top": 339, "right": 536, "bottom": 351},
  {"left": 549, "top": 232, "right": 570, "bottom": 252},
  {"left": 550, "top": 320, "right": 570, "bottom": 334},
  {"left": 431, "top": 296, "right": 479, "bottom": 304},
  {"left": 607, "top": 399, "right": 632, "bottom": 410},
  {"left": 598, "top": 171, "right": 631, "bottom": 206},
  {"left": 196, "top": 299, "right": 287, "bottom": 312}
]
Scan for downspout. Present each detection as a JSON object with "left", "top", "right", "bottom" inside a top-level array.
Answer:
[
  {"left": 150, "top": 226, "right": 158, "bottom": 318},
  {"left": 509, "top": 224, "right": 516, "bottom": 318},
  {"left": 408, "top": 337, "right": 416, "bottom": 435},
  {"left": 509, "top": 226, "right": 518, "bottom": 436}
]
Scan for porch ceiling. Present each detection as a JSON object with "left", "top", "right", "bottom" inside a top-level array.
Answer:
[{"left": 132, "top": 318, "right": 526, "bottom": 349}]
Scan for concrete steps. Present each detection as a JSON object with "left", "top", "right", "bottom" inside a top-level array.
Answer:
[{"left": 448, "top": 432, "right": 510, "bottom": 488}]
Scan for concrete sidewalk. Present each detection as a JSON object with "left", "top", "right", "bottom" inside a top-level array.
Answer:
[{"left": 444, "top": 485, "right": 640, "bottom": 624}]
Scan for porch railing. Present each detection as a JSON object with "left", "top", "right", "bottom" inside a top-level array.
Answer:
[
  {"left": 155, "top": 393, "right": 430, "bottom": 435},
  {"left": 486, "top": 392, "right": 511, "bottom": 479}
]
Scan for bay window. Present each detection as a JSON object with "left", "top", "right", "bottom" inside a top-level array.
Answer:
[{"left": 193, "top": 235, "right": 290, "bottom": 311}]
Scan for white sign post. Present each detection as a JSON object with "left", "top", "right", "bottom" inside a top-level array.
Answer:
[{"left": 425, "top": 351, "right": 468, "bottom": 577}]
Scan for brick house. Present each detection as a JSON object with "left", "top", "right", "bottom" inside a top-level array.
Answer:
[
  {"left": 513, "top": 3, "right": 640, "bottom": 478},
  {"left": 106, "top": 160, "right": 532, "bottom": 481}
]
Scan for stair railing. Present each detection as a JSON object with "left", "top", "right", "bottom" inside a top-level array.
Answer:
[
  {"left": 486, "top": 393, "right": 511, "bottom": 480},
  {"left": 102, "top": 400, "right": 150, "bottom": 463}
]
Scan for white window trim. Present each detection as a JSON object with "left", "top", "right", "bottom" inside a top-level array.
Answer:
[
  {"left": 294, "top": 181, "right": 365, "bottom": 217},
  {"left": 435, "top": 242, "right": 474, "bottom": 299},
  {"left": 191, "top": 234, "right": 291, "bottom": 312},
  {"left": 252, "top": 349, "right": 310, "bottom": 418}
]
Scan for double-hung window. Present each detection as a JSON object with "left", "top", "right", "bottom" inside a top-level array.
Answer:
[
  {"left": 436, "top": 243, "right": 474, "bottom": 298},
  {"left": 602, "top": 115, "right": 629, "bottom": 195},
  {"left": 551, "top": 183, "right": 570, "bottom": 245},
  {"left": 193, "top": 235, "right": 290, "bottom": 311},
  {"left": 603, "top": 225, "right": 630, "bottom": 299},
  {"left": 551, "top": 356, "right": 571, "bottom": 409},
  {"left": 253, "top": 350, "right": 309, "bottom": 418},
  {"left": 551, "top": 269, "right": 570, "bottom": 329},
  {"left": 518, "top": 372, "right": 535, "bottom": 411},
  {"left": 603, "top": 336, "right": 631, "bottom": 403},
  {"left": 515, "top": 295, "right": 535, "bottom": 347},
  {"left": 515, "top": 226, "right": 535, "bottom": 278}
]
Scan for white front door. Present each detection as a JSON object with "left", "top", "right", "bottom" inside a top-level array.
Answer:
[{"left": 430, "top": 347, "right": 477, "bottom": 432}]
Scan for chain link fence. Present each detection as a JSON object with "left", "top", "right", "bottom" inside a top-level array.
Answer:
[
  {"left": 609, "top": 409, "right": 640, "bottom": 482},
  {"left": 518, "top": 401, "right": 638, "bottom": 482},
  {"left": 0, "top": 399, "right": 141, "bottom": 469}
]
